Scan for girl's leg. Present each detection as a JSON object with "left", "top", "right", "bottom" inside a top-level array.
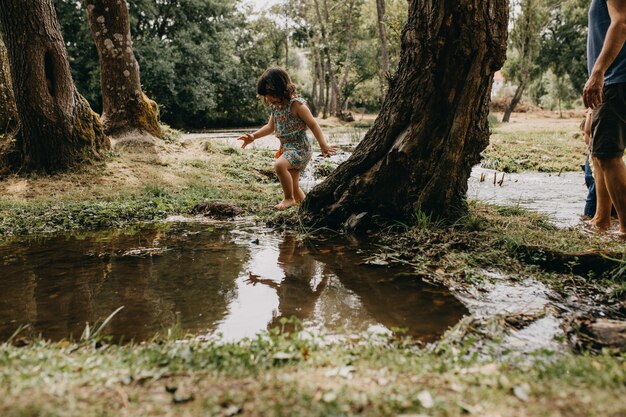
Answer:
[
  {"left": 274, "top": 156, "right": 296, "bottom": 210},
  {"left": 289, "top": 169, "right": 306, "bottom": 202}
]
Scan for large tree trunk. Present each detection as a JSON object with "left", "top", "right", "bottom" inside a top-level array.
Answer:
[
  {"left": 303, "top": 0, "right": 508, "bottom": 227},
  {"left": 0, "top": 36, "right": 19, "bottom": 172},
  {"left": 83, "top": 0, "right": 162, "bottom": 139},
  {"left": 0, "top": 37, "right": 17, "bottom": 134},
  {"left": 0, "top": 0, "right": 109, "bottom": 173},
  {"left": 502, "top": 81, "right": 525, "bottom": 122}
]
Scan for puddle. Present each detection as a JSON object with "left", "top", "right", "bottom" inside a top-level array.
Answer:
[{"left": 0, "top": 223, "right": 467, "bottom": 343}]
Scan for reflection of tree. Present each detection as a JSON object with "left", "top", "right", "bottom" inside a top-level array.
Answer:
[
  {"left": 309, "top": 240, "right": 469, "bottom": 342},
  {"left": 2, "top": 234, "right": 108, "bottom": 341},
  {"left": 95, "top": 224, "right": 249, "bottom": 341},
  {"left": 246, "top": 233, "right": 329, "bottom": 332},
  {"left": 0, "top": 245, "right": 37, "bottom": 340},
  {"left": 0, "top": 224, "right": 249, "bottom": 342}
]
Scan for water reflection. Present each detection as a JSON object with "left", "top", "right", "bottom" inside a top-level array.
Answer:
[{"left": 0, "top": 224, "right": 468, "bottom": 343}]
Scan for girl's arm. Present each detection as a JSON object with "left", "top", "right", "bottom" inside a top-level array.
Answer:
[
  {"left": 238, "top": 114, "right": 275, "bottom": 149},
  {"left": 293, "top": 102, "right": 336, "bottom": 156}
]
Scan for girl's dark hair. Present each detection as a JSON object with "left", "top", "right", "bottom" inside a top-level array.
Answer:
[{"left": 256, "top": 67, "right": 296, "bottom": 101}]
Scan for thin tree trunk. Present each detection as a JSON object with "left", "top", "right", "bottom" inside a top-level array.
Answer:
[
  {"left": 83, "top": 0, "right": 162, "bottom": 139},
  {"left": 303, "top": 0, "right": 508, "bottom": 227},
  {"left": 338, "top": 1, "right": 356, "bottom": 113},
  {"left": 0, "top": 0, "right": 109, "bottom": 173},
  {"left": 376, "top": 0, "right": 390, "bottom": 75},
  {"left": 502, "top": 81, "right": 525, "bottom": 122}
]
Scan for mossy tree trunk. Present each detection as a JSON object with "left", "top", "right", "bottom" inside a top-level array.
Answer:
[
  {"left": 303, "top": 0, "right": 508, "bottom": 227},
  {"left": 0, "top": 0, "right": 109, "bottom": 173},
  {"left": 0, "top": 37, "right": 17, "bottom": 134},
  {"left": 0, "top": 36, "right": 19, "bottom": 172},
  {"left": 83, "top": 0, "right": 162, "bottom": 139}
]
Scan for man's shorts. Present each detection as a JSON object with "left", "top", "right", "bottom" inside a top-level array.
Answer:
[{"left": 591, "top": 82, "right": 626, "bottom": 159}]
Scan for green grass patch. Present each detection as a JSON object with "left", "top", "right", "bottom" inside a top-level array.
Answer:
[
  {"left": 483, "top": 121, "right": 587, "bottom": 172},
  {"left": 0, "top": 327, "right": 624, "bottom": 417}
]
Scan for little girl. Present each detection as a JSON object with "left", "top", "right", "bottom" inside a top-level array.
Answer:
[{"left": 238, "top": 67, "right": 336, "bottom": 210}]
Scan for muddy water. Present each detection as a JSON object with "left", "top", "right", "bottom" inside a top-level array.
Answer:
[{"left": 0, "top": 223, "right": 467, "bottom": 342}]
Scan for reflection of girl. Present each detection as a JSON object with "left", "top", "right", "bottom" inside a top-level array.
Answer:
[{"left": 246, "top": 234, "right": 328, "bottom": 330}]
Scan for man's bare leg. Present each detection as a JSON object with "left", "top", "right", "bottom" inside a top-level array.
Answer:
[
  {"left": 596, "top": 156, "right": 626, "bottom": 234},
  {"left": 591, "top": 156, "right": 613, "bottom": 230}
]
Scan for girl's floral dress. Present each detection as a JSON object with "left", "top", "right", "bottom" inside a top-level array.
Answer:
[{"left": 273, "top": 97, "right": 312, "bottom": 170}]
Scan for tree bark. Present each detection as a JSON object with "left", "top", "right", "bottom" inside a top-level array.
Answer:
[
  {"left": 0, "top": 0, "right": 109, "bottom": 173},
  {"left": 502, "top": 80, "right": 525, "bottom": 122},
  {"left": 83, "top": 0, "right": 162, "bottom": 139},
  {"left": 0, "top": 36, "right": 19, "bottom": 172},
  {"left": 0, "top": 37, "right": 17, "bottom": 134},
  {"left": 376, "top": 0, "right": 391, "bottom": 75},
  {"left": 303, "top": 0, "right": 508, "bottom": 227}
]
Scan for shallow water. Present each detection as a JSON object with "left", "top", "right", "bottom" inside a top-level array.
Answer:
[
  {"left": 467, "top": 167, "right": 586, "bottom": 227},
  {"left": 0, "top": 223, "right": 467, "bottom": 342},
  {"left": 187, "top": 128, "right": 587, "bottom": 228}
]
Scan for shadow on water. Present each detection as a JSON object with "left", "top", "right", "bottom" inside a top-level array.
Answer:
[{"left": 0, "top": 223, "right": 467, "bottom": 343}]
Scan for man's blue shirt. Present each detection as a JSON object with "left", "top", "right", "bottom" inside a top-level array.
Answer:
[{"left": 588, "top": 0, "right": 626, "bottom": 84}]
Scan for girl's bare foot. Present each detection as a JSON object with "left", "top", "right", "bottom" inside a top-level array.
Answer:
[
  {"left": 275, "top": 199, "right": 296, "bottom": 210},
  {"left": 294, "top": 188, "right": 306, "bottom": 203}
]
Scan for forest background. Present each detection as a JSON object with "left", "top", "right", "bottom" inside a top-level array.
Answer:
[{"left": 52, "top": 0, "right": 588, "bottom": 131}]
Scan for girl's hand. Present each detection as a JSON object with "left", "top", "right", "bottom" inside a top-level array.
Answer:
[
  {"left": 238, "top": 133, "right": 255, "bottom": 149},
  {"left": 320, "top": 144, "right": 337, "bottom": 157}
]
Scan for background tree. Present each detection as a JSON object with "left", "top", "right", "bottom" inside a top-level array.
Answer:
[
  {"left": 303, "top": 0, "right": 508, "bottom": 226},
  {"left": 53, "top": 0, "right": 275, "bottom": 129},
  {"left": 501, "top": 0, "right": 550, "bottom": 122},
  {"left": 537, "top": 0, "right": 588, "bottom": 97},
  {"left": 82, "top": 0, "right": 162, "bottom": 139},
  {"left": 0, "top": 0, "right": 109, "bottom": 172}
]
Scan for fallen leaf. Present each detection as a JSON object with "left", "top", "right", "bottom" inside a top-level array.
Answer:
[{"left": 416, "top": 390, "right": 434, "bottom": 409}]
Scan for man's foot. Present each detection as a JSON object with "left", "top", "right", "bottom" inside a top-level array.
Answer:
[
  {"left": 274, "top": 199, "right": 296, "bottom": 210},
  {"left": 611, "top": 229, "right": 626, "bottom": 240},
  {"left": 588, "top": 216, "right": 611, "bottom": 231}
]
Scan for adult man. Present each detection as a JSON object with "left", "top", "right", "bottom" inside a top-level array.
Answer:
[{"left": 584, "top": 0, "right": 626, "bottom": 237}]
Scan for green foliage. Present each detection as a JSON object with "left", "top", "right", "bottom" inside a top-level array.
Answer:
[
  {"left": 537, "top": 0, "right": 589, "bottom": 93},
  {"left": 53, "top": 0, "right": 277, "bottom": 129}
]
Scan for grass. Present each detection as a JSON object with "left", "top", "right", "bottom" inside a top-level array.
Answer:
[
  {"left": 483, "top": 115, "right": 587, "bottom": 173},
  {"left": 0, "top": 325, "right": 624, "bottom": 417},
  {"left": 0, "top": 140, "right": 284, "bottom": 237}
]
